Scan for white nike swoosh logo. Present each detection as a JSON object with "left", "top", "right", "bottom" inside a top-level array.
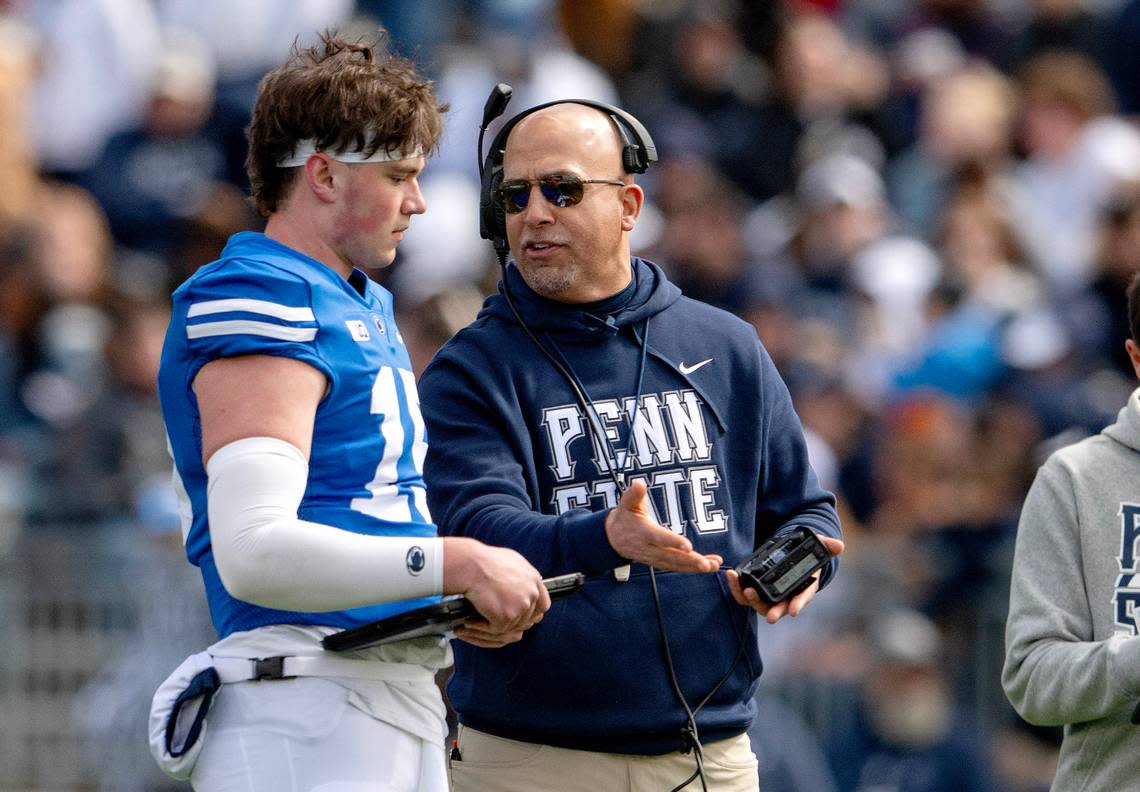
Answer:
[{"left": 678, "top": 358, "right": 713, "bottom": 375}]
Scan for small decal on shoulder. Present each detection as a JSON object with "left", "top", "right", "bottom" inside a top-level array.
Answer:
[
  {"left": 371, "top": 314, "right": 387, "bottom": 336},
  {"left": 345, "top": 320, "right": 371, "bottom": 342},
  {"left": 406, "top": 546, "right": 426, "bottom": 576}
]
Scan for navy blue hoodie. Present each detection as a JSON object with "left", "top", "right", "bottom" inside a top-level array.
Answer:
[{"left": 419, "top": 257, "right": 840, "bottom": 755}]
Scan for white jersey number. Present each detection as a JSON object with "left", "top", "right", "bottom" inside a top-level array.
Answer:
[{"left": 350, "top": 367, "right": 432, "bottom": 523}]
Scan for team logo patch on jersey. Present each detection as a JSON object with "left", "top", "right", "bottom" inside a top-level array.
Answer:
[
  {"left": 345, "top": 320, "right": 370, "bottom": 342},
  {"left": 406, "top": 545, "right": 426, "bottom": 576},
  {"left": 371, "top": 314, "right": 386, "bottom": 335}
]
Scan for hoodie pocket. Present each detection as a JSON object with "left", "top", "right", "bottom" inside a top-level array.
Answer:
[{"left": 472, "top": 570, "right": 761, "bottom": 732}]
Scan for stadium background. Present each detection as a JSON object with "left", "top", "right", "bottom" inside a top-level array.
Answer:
[{"left": 3, "top": 0, "right": 1140, "bottom": 788}]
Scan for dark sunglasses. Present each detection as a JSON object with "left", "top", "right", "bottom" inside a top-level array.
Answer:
[{"left": 496, "top": 174, "right": 626, "bottom": 214}]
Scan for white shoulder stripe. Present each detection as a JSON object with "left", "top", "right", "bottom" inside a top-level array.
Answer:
[
  {"left": 188, "top": 298, "right": 315, "bottom": 322},
  {"left": 187, "top": 320, "right": 318, "bottom": 342}
]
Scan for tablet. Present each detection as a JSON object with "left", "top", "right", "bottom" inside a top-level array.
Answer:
[{"left": 321, "top": 572, "right": 586, "bottom": 652}]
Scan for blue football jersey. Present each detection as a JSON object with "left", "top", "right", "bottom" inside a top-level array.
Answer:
[{"left": 158, "top": 232, "right": 437, "bottom": 637}]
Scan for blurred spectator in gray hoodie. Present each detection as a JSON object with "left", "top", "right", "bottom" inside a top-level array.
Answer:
[{"left": 1004, "top": 271, "right": 1140, "bottom": 790}]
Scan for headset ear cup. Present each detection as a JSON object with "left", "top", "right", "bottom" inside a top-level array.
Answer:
[
  {"left": 492, "top": 184, "right": 507, "bottom": 245},
  {"left": 622, "top": 147, "right": 636, "bottom": 174},
  {"left": 625, "top": 145, "right": 647, "bottom": 174},
  {"left": 479, "top": 158, "right": 501, "bottom": 242},
  {"left": 480, "top": 161, "right": 510, "bottom": 251}
]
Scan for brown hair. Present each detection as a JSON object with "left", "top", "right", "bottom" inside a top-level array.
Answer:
[
  {"left": 245, "top": 30, "right": 446, "bottom": 217},
  {"left": 1018, "top": 50, "right": 1116, "bottom": 123}
]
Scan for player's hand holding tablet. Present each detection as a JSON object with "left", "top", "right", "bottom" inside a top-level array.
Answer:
[
  {"left": 322, "top": 574, "right": 585, "bottom": 652},
  {"left": 445, "top": 538, "right": 551, "bottom": 647}
]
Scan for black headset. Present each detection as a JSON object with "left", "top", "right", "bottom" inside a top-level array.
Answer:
[{"left": 477, "top": 84, "right": 658, "bottom": 257}]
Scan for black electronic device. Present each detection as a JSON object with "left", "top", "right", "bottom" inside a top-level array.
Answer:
[
  {"left": 321, "top": 572, "right": 586, "bottom": 652},
  {"left": 475, "top": 84, "right": 658, "bottom": 255},
  {"left": 735, "top": 526, "right": 831, "bottom": 603}
]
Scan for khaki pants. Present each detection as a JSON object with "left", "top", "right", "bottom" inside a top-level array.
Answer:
[{"left": 449, "top": 726, "right": 759, "bottom": 792}]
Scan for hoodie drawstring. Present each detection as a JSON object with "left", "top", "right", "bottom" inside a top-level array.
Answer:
[{"left": 543, "top": 318, "right": 652, "bottom": 491}]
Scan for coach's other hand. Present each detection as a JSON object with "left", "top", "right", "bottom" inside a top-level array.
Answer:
[
  {"left": 605, "top": 480, "right": 722, "bottom": 573},
  {"left": 445, "top": 538, "right": 550, "bottom": 648},
  {"left": 726, "top": 534, "right": 845, "bottom": 624}
]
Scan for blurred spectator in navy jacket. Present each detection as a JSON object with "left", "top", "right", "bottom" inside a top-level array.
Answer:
[
  {"left": 78, "top": 31, "right": 254, "bottom": 260},
  {"left": 828, "top": 609, "right": 1000, "bottom": 792}
]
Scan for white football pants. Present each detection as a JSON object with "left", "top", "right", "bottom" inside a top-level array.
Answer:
[{"left": 190, "top": 676, "right": 446, "bottom": 792}]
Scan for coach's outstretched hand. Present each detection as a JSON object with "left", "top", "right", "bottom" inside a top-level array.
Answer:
[
  {"left": 443, "top": 537, "right": 551, "bottom": 648},
  {"left": 605, "top": 480, "right": 722, "bottom": 573}
]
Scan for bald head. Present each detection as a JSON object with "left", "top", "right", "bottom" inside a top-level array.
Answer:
[{"left": 503, "top": 104, "right": 629, "bottom": 183}]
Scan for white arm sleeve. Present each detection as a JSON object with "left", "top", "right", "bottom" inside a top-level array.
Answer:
[{"left": 206, "top": 436, "right": 443, "bottom": 612}]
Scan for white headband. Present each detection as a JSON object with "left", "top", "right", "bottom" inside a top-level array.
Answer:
[{"left": 277, "top": 140, "right": 422, "bottom": 168}]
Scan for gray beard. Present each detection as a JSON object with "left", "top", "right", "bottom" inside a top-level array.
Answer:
[{"left": 519, "top": 261, "right": 579, "bottom": 299}]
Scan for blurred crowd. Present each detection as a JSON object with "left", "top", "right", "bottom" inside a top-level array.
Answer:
[{"left": 4, "top": 0, "right": 1140, "bottom": 789}]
